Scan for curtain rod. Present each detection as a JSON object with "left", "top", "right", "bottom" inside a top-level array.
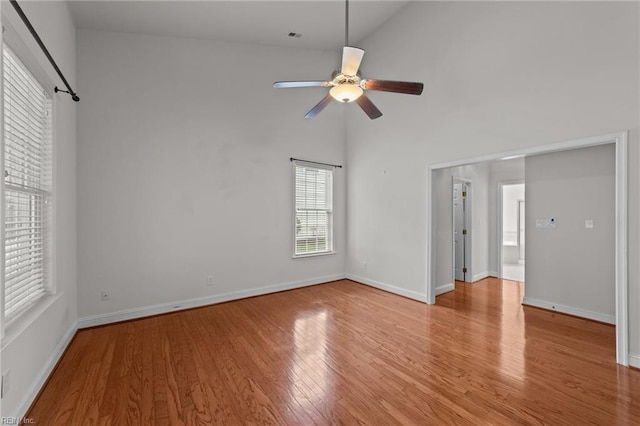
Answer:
[
  {"left": 290, "top": 158, "right": 343, "bottom": 168},
  {"left": 9, "top": 0, "right": 79, "bottom": 102}
]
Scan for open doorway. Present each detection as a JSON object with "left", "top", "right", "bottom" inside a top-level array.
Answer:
[
  {"left": 500, "top": 183, "right": 525, "bottom": 282},
  {"left": 428, "top": 131, "right": 628, "bottom": 366},
  {"left": 453, "top": 179, "right": 471, "bottom": 283}
]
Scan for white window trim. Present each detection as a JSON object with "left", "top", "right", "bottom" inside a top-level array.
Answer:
[
  {"left": 292, "top": 160, "right": 335, "bottom": 258},
  {"left": 1, "top": 19, "right": 57, "bottom": 337}
]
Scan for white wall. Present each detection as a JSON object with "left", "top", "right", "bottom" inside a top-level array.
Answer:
[
  {"left": 346, "top": 2, "right": 639, "bottom": 354},
  {"left": 433, "top": 168, "right": 453, "bottom": 293},
  {"left": 76, "top": 30, "right": 347, "bottom": 321},
  {"left": 524, "top": 144, "right": 615, "bottom": 322},
  {"left": 0, "top": 0, "right": 77, "bottom": 417}
]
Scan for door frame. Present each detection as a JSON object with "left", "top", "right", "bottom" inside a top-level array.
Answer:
[
  {"left": 426, "top": 131, "right": 628, "bottom": 366},
  {"left": 453, "top": 178, "right": 472, "bottom": 283},
  {"left": 497, "top": 180, "right": 524, "bottom": 279},
  {"left": 517, "top": 199, "right": 525, "bottom": 263}
]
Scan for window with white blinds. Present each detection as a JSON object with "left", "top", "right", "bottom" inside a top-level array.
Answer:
[
  {"left": 294, "top": 162, "right": 333, "bottom": 256},
  {"left": 2, "top": 46, "right": 53, "bottom": 323}
]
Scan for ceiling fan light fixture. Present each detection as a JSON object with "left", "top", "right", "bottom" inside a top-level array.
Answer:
[
  {"left": 273, "top": 0, "right": 423, "bottom": 119},
  {"left": 329, "top": 84, "right": 363, "bottom": 103}
]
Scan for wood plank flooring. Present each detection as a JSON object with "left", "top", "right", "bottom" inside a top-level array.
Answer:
[{"left": 27, "top": 278, "right": 640, "bottom": 425}]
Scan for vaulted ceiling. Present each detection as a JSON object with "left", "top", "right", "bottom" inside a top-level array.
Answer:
[{"left": 69, "top": 1, "right": 410, "bottom": 51}]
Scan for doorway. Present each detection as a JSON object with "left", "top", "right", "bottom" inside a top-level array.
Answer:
[
  {"left": 427, "top": 131, "right": 628, "bottom": 366},
  {"left": 500, "top": 183, "right": 525, "bottom": 282},
  {"left": 453, "top": 179, "right": 471, "bottom": 282}
]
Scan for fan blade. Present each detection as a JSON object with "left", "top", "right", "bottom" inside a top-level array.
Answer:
[
  {"left": 305, "top": 94, "right": 333, "bottom": 119},
  {"left": 363, "top": 79, "right": 424, "bottom": 95},
  {"left": 355, "top": 94, "right": 383, "bottom": 120},
  {"left": 274, "top": 81, "right": 330, "bottom": 89},
  {"left": 341, "top": 46, "right": 365, "bottom": 76}
]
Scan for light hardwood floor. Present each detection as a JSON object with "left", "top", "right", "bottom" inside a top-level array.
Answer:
[{"left": 27, "top": 278, "right": 640, "bottom": 425}]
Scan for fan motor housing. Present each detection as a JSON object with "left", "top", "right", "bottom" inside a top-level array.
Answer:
[{"left": 331, "top": 70, "right": 361, "bottom": 85}]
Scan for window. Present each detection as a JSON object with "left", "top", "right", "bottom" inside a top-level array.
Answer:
[
  {"left": 293, "top": 161, "right": 333, "bottom": 256},
  {"left": 2, "top": 45, "right": 53, "bottom": 324}
]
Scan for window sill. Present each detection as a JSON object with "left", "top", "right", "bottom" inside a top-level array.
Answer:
[
  {"left": 292, "top": 251, "right": 336, "bottom": 259},
  {"left": 1, "top": 292, "right": 62, "bottom": 350}
]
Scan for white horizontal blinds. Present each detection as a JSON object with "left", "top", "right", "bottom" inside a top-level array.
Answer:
[
  {"left": 294, "top": 162, "right": 333, "bottom": 255},
  {"left": 3, "top": 46, "right": 53, "bottom": 323}
]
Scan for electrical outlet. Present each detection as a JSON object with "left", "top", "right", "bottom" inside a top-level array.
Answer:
[
  {"left": 363, "top": 261, "right": 367, "bottom": 270},
  {"left": 207, "top": 275, "right": 215, "bottom": 286},
  {"left": 101, "top": 290, "right": 110, "bottom": 301},
  {"left": 2, "top": 369, "right": 11, "bottom": 398}
]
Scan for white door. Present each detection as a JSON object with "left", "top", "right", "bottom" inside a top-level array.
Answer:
[{"left": 453, "top": 183, "right": 467, "bottom": 281}]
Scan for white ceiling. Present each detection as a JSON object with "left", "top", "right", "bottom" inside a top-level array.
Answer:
[{"left": 68, "top": 1, "right": 411, "bottom": 51}]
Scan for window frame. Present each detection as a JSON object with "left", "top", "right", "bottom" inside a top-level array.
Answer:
[
  {"left": 292, "top": 160, "right": 335, "bottom": 258},
  {"left": 1, "top": 22, "right": 57, "bottom": 330}
]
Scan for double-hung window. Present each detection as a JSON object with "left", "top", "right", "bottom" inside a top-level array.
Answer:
[
  {"left": 293, "top": 161, "right": 333, "bottom": 257},
  {"left": 2, "top": 45, "right": 53, "bottom": 324}
]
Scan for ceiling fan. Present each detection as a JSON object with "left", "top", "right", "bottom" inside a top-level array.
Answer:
[{"left": 273, "top": 0, "right": 423, "bottom": 120}]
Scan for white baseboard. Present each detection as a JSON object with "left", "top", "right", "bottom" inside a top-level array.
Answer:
[
  {"left": 522, "top": 297, "right": 615, "bottom": 324},
  {"left": 79, "top": 273, "right": 346, "bottom": 329},
  {"left": 435, "top": 282, "right": 455, "bottom": 296},
  {"left": 13, "top": 322, "right": 78, "bottom": 419},
  {"left": 346, "top": 273, "right": 427, "bottom": 302},
  {"left": 629, "top": 354, "right": 640, "bottom": 369},
  {"left": 472, "top": 271, "right": 492, "bottom": 282}
]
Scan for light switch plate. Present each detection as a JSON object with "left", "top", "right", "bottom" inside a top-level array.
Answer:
[
  {"left": 585, "top": 219, "right": 594, "bottom": 229},
  {"left": 536, "top": 218, "right": 557, "bottom": 229}
]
